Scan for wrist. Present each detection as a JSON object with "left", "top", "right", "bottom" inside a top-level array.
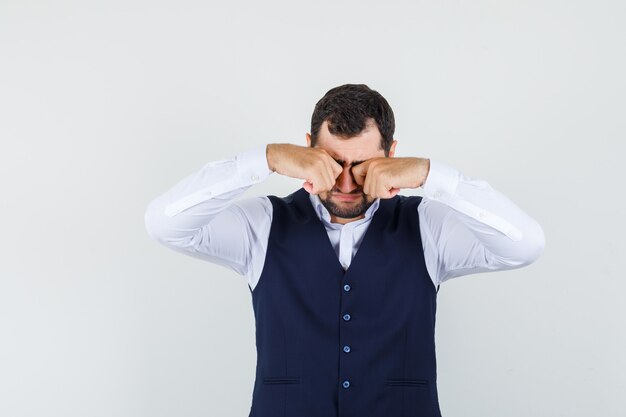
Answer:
[
  {"left": 420, "top": 158, "right": 431, "bottom": 187},
  {"left": 266, "top": 144, "right": 278, "bottom": 172},
  {"left": 410, "top": 157, "right": 430, "bottom": 188}
]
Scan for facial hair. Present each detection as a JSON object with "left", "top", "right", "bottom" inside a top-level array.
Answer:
[{"left": 318, "top": 190, "right": 376, "bottom": 220}]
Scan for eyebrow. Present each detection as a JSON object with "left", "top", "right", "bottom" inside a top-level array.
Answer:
[{"left": 333, "top": 158, "right": 366, "bottom": 167}]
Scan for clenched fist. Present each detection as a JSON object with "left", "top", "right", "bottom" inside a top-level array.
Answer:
[
  {"left": 351, "top": 157, "right": 431, "bottom": 199},
  {"left": 266, "top": 144, "right": 344, "bottom": 194}
]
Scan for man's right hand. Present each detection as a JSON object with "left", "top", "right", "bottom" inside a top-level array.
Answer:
[{"left": 266, "top": 144, "right": 343, "bottom": 194}]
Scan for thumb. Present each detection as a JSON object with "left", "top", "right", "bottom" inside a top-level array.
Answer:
[{"left": 351, "top": 165, "right": 366, "bottom": 185}]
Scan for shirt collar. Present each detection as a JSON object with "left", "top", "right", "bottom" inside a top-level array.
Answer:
[{"left": 308, "top": 192, "right": 381, "bottom": 228}]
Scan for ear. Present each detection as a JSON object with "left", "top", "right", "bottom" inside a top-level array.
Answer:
[
  {"left": 306, "top": 132, "right": 311, "bottom": 147},
  {"left": 388, "top": 139, "right": 398, "bottom": 157}
]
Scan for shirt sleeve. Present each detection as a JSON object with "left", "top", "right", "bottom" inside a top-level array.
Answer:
[
  {"left": 418, "top": 159, "right": 546, "bottom": 286},
  {"left": 143, "top": 144, "right": 274, "bottom": 282}
]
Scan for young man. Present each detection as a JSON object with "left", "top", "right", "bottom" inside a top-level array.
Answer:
[{"left": 144, "top": 84, "right": 545, "bottom": 417}]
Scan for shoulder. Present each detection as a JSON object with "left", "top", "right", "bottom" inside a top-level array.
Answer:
[
  {"left": 396, "top": 194, "right": 423, "bottom": 204},
  {"left": 266, "top": 188, "right": 315, "bottom": 224},
  {"left": 390, "top": 193, "right": 423, "bottom": 211},
  {"left": 267, "top": 188, "right": 307, "bottom": 208}
]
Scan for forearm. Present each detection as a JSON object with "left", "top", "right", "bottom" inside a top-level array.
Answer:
[
  {"left": 144, "top": 144, "right": 273, "bottom": 244},
  {"left": 420, "top": 159, "right": 546, "bottom": 282}
]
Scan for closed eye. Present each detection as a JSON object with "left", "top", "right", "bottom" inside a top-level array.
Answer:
[{"left": 333, "top": 158, "right": 366, "bottom": 167}]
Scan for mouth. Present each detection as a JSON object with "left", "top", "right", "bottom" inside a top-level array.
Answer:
[{"left": 332, "top": 192, "right": 363, "bottom": 201}]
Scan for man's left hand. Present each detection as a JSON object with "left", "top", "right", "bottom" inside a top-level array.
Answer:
[{"left": 351, "top": 157, "right": 430, "bottom": 199}]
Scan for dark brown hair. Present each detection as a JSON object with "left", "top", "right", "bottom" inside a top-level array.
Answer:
[{"left": 310, "top": 84, "right": 395, "bottom": 156}]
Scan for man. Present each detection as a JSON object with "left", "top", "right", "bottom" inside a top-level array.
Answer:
[{"left": 144, "top": 84, "right": 545, "bottom": 417}]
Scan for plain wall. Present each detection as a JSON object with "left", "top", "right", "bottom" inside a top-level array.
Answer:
[{"left": 1, "top": 1, "right": 624, "bottom": 416}]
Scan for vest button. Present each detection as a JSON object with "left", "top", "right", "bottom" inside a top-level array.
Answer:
[
  {"left": 343, "top": 345, "right": 351, "bottom": 353},
  {"left": 342, "top": 313, "right": 351, "bottom": 321},
  {"left": 342, "top": 380, "right": 350, "bottom": 388},
  {"left": 343, "top": 284, "right": 351, "bottom": 292}
]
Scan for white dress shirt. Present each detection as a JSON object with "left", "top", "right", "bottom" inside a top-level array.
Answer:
[{"left": 144, "top": 144, "right": 545, "bottom": 292}]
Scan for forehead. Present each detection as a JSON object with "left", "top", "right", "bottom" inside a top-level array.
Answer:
[{"left": 315, "top": 120, "right": 384, "bottom": 162}]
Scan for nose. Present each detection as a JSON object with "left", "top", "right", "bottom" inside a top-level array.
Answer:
[{"left": 335, "top": 165, "right": 358, "bottom": 194}]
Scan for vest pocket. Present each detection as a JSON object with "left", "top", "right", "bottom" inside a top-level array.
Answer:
[
  {"left": 262, "top": 376, "right": 301, "bottom": 385},
  {"left": 385, "top": 378, "right": 428, "bottom": 387}
]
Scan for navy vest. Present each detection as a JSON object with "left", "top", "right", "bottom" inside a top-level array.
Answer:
[{"left": 248, "top": 187, "right": 442, "bottom": 417}]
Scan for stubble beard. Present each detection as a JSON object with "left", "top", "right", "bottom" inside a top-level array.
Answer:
[{"left": 318, "top": 190, "right": 376, "bottom": 220}]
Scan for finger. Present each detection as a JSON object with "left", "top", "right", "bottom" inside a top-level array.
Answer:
[
  {"left": 351, "top": 164, "right": 367, "bottom": 186},
  {"left": 382, "top": 181, "right": 397, "bottom": 199},
  {"left": 310, "top": 159, "right": 330, "bottom": 193},
  {"left": 352, "top": 167, "right": 365, "bottom": 186},
  {"left": 307, "top": 176, "right": 323, "bottom": 194},
  {"left": 329, "top": 156, "right": 343, "bottom": 178},
  {"left": 326, "top": 156, "right": 343, "bottom": 192},
  {"left": 324, "top": 157, "right": 341, "bottom": 191},
  {"left": 362, "top": 168, "right": 373, "bottom": 197},
  {"left": 368, "top": 164, "right": 382, "bottom": 198},
  {"left": 312, "top": 155, "right": 333, "bottom": 192},
  {"left": 378, "top": 172, "right": 393, "bottom": 199},
  {"left": 379, "top": 180, "right": 389, "bottom": 198}
]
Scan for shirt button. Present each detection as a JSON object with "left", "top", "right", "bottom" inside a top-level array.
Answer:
[
  {"left": 479, "top": 211, "right": 486, "bottom": 217},
  {"left": 343, "top": 345, "right": 351, "bottom": 353},
  {"left": 251, "top": 174, "right": 259, "bottom": 181},
  {"left": 342, "top": 380, "right": 350, "bottom": 388},
  {"left": 433, "top": 191, "right": 442, "bottom": 199},
  {"left": 343, "top": 313, "right": 351, "bottom": 321},
  {"left": 343, "top": 284, "right": 351, "bottom": 292}
]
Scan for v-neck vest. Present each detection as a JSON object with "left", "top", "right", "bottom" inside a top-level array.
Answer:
[{"left": 248, "top": 187, "right": 442, "bottom": 417}]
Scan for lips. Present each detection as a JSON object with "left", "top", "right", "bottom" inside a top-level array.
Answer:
[{"left": 333, "top": 193, "right": 362, "bottom": 201}]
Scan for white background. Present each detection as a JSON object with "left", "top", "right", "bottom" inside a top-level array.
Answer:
[{"left": 1, "top": 1, "right": 624, "bottom": 416}]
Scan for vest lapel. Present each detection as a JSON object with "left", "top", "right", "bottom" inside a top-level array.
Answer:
[{"left": 293, "top": 188, "right": 395, "bottom": 274}]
